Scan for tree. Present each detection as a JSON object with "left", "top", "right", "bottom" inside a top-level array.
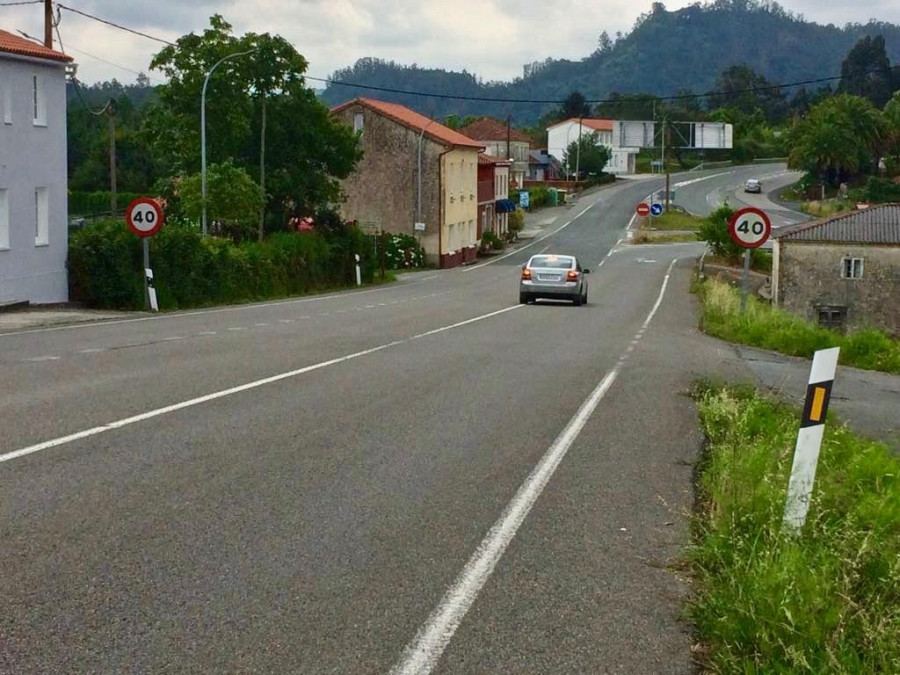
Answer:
[
  {"left": 706, "top": 65, "right": 786, "bottom": 123},
  {"left": 884, "top": 92, "right": 900, "bottom": 173},
  {"left": 788, "top": 94, "right": 885, "bottom": 185},
  {"left": 596, "top": 31, "right": 613, "bottom": 54},
  {"left": 563, "top": 132, "right": 611, "bottom": 178},
  {"left": 559, "top": 91, "right": 591, "bottom": 119},
  {"left": 595, "top": 92, "right": 658, "bottom": 120},
  {"left": 838, "top": 35, "right": 896, "bottom": 108},
  {"left": 179, "top": 160, "right": 264, "bottom": 241},
  {"left": 144, "top": 15, "right": 361, "bottom": 230}
]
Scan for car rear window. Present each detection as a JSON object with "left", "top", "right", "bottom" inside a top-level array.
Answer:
[{"left": 530, "top": 256, "right": 574, "bottom": 269}]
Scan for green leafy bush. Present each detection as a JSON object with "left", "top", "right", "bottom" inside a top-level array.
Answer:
[
  {"left": 691, "top": 384, "right": 900, "bottom": 673},
  {"left": 507, "top": 208, "right": 524, "bottom": 234},
  {"left": 69, "top": 218, "right": 376, "bottom": 310},
  {"left": 697, "top": 203, "right": 741, "bottom": 259}
]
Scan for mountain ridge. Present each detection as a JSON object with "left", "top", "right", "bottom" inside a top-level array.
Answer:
[{"left": 320, "top": 0, "right": 900, "bottom": 125}]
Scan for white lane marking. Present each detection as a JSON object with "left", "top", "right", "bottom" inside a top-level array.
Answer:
[
  {"left": 279, "top": 320, "right": 294, "bottom": 324},
  {"left": 463, "top": 201, "right": 598, "bottom": 270},
  {"left": 300, "top": 315, "right": 311, "bottom": 320},
  {"left": 78, "top": 348, "right": 107, "bottom": 354},
  {"left": 163, "top": 336, "right": 183, "bottom": 342},
  {"left": 420, "top": 275, "right": 440, "bottom": 281},
  {"left": 0, "top": 305, "right": 522, "bottom": 464},
  {"left": 24, "top": 355, "right": 61, "bottom": 362},
  {"left": 672, "top": 171, "right": 732, "bottom": 189},
  {"left": 227, "top": 327, "right": 247, "bottom": 332},
  {"left": 197, "top": 331, "right": 218, "bottom": 336},
  {"left": 389, "top": 258, "right": 680, "bottom": 675},
  {"left": 254, "top": 322, "right": 270, "bottom": 327},
  {"left": 537, "top": 244, "right": 551, "bottom": 254},
  {"left": 0, "top": 285, "right": 402, "bottom": 339},
  {"left": 365, "top": 305, "right": 376, "bottom": 309}
]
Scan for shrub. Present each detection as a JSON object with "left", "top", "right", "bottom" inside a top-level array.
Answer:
[
  {"left": 383, "top": 232, "right": 426, "bottom": 270},
  {"left": 697, "top": 204, "right": 741, "bottom": 260},
  {"left": 69, "top": 218, "right": 377, "bottom": 310},
  {"left": 507, "top": 208, "right": 524, "bottom": 234},
  {"left": 860, "top": 176, "right": 900, "bottom": 203},
  {"left": 690, "top": 384, "right": 900, "bottom": 673},
  {"left": 68, "top": 191, "right": 144, "bottom": 217}
]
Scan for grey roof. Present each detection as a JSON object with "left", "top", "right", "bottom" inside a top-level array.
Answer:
[{"left": 774, "top": 203, "right": 900, "bottom": 245}]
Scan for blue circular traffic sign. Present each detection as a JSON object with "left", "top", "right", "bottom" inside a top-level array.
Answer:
[{"left": 650, "top": 203, "right": 664, "bottom": 216}]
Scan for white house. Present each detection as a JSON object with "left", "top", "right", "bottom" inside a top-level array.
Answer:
[
  {"left": 0, "top": 30, "right": 72, "bottom": 305},
  {"left": 547, "top": 118, "right": 637, "bottom": 176}
]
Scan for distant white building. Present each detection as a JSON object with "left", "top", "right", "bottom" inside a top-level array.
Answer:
[
  {"left": 0, "top": 30, "right": 72, "bottom": 304},
  {"left": 547, "top": 118, "right": 638, "bottom": 176}
]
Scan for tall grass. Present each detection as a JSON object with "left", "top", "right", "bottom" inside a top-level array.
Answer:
[
  {"left": 690, "top": 384, "right": 900, "bottom": 673},
  {"left": 698, "top": 280, "right": 900, "bottom": 374}
]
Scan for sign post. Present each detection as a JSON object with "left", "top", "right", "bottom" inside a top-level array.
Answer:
[
  {"left": 126, "top": 197, "right": 164, "bottom": 312},
  {"left": 355, "top": 253, "right": 362, "bottom": 287},
  {"left": 783, "top": 347, "right": 840, "bottom": 534},
  {"left": 728, "top": 207, "right": 771, "bottom": 314}
]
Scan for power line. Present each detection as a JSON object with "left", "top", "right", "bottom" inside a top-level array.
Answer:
[
  {"left": 42, "top": 4, "right": 900, "bottom": 107},
  {"left": 55, "top": 3, "right": 175, "bottom": 46},
  {"left": 0, "top": 1, "right": 43, "bottom": 6}
]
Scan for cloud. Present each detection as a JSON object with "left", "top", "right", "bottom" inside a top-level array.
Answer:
[{"left": 2, "top": 0, "right": 897, "bottom": 85}]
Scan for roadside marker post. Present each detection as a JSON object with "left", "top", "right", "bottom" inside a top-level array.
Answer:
[
  {"left": 728, "top": 207, "right": 771, "bottom": 314},
  {"left": 783, "top": 347, "right": 840, "bottom": 534},
  {"left": 126, "top": 197, "right": 165, "bottom": 312},
  {"left": 355, "top": 253, "right": 362, "bottom": 287}
]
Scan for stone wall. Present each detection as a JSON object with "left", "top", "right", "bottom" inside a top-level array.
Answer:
[
  {"left": 775, "top": 241, "right": 900, "bottom": 335},
  {"left": 334, "top": 104, "right": 442, "bottom": 259}
]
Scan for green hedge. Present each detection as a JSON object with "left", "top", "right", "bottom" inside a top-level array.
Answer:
[
  {"left": 69, "top": 191, "right": 144, "bottom": 216},
  {"left": 69, "top": 220, "right": 376, "bottom": 310}
]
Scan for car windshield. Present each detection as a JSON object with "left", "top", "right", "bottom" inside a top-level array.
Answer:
[{"left": 530, "top": 256, "right": 574, "bottom": 269}]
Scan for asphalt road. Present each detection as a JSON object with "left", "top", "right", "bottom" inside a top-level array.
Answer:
[{"left": 2, "top": 169, "right": 736, "bottom": 674}]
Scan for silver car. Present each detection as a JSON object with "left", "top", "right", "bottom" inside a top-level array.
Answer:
[
  {"left": 519, "top": 254, "right": 590, "bottom": 306},
  {"left": 745, "top": 179, "right": 762, "bottom": 194}
]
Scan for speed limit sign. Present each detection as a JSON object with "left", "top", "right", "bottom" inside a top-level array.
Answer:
[
  {"left": 126, "top": 197, "right": 164, "bottom": 238},
  {"left": 729, "top": 207, "right": 771, "bottom": 248}
]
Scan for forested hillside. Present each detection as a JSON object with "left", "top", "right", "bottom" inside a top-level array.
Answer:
[{"left": 320, "top": 0, "right": 900, "bottom": 124}]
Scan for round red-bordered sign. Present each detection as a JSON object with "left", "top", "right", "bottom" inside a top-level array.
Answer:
[
  {"left": 126, "top": 197, "right": 164, "bottom": 238},
  {"left": 728, "top": 207, "right": 771, "bottom": 249},
  {"left": 636, "top": 202, "right": 651, "bottom": 217}
]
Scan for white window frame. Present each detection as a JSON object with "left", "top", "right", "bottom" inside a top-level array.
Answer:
[
  {"left": 0, "top": 188, "right": 9, "bottom": 250},
  {"left": 35, "top": 187, "right": 49, "bottom": 246},
  {"left": 841, "top": 257, "right": 864, "bottom": 280},
  {"left": 32, "top": 73, "right": 47, "bottom": 127},
  {"left": 353, "top": 112, "right": 363, "bottom": 134},
  {"left": 1, "top": 67, "right": 11, "bottom": 125}
]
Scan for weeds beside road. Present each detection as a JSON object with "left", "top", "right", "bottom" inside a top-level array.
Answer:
[
  {"left": 697, "top": 280, "right": 900, "bottom": 375},
  {"left": 689, "top": 383, "right": 900, "bottom": 673}
]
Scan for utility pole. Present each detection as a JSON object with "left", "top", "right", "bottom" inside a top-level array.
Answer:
[
  {"left": 43, "top": 0, "right": 52, "bottom": 48},
  {"left": 575, "top": 117, "right": 583, "bottom": 182},
  {"left": 258, "top": 92, "right": 266, "bottom": 241},
  {"left": 663, "top": 117, "right": 671, "bottom": 213},
  {"left": 107, "top": 99, "right": 117, "bottom": 214}
]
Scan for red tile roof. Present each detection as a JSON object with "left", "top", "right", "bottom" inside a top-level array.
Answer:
[
  {"left": 0, "top": 30, "right": 72, "bottom": 63},
  {"left": 549, "top": 118, "right": 614, "bottom": 132},
  {"left": 331, "top": 97, "right": 483, "bottom": 149},
  {"left": 478, "top": 153, "right": 511, "bottom": 166},
  {"left": 458, "top": 117, "right": 532, "bottom": 144}
]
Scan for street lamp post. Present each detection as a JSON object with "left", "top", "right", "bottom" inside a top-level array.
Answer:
[
  {"left": 417, "top": 120, "right": 436, "bottom": 228},
  {"left": 201, "top": 49, "right": 256, "bottom": 236}
]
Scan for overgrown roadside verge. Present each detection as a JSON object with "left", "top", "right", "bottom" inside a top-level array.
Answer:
[
  {"left": 689, "top": 383, "right": 900, "bottom": 672},
  {"left": 696, "top": 279, "right": 900, "bottom": 375}
]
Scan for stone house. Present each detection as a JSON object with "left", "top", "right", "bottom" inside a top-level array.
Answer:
[
  {"left": 0, "top": 30, "right": 72, "bottom": 304},
  {"left": 332, "top": 97, "right": 483, "bottom": 268},
  {"left": 457, "top": 117, "right": 531, "bottom": 189},
  {"left": 772, "top": 204, "right": 900, "bottom": 335}
]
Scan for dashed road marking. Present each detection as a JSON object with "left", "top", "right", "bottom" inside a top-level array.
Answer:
[{"left": 24, "top": 356, "right": 60, "bottom": 362}]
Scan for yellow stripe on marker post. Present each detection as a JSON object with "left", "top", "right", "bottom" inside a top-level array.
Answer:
[{"left": 783, "top": 347, "right": 840, "bottom": 533}]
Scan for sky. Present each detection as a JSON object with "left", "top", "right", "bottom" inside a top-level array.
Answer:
[{"left": 2, "top": 0, "right": 899, "bottom": 86}]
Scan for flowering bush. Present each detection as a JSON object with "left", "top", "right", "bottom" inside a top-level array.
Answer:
[{"left": 384, "top": 233, "right": 426, "bottom": 269}]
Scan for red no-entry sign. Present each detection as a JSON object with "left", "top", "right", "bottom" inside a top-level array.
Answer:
[{"left": 636, "top": 202, "right": 651, "bottom": 217}]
